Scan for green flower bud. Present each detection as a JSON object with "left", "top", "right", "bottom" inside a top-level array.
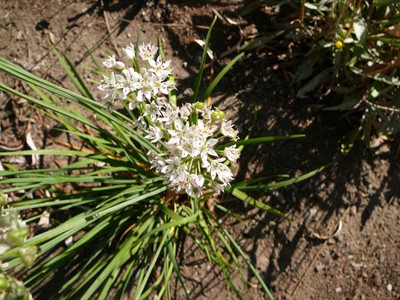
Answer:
[
  {"left": 195, "top": 102, "right": 204, "bottom": 110},
  {"left": 0, "top": 192, "right": 7, "bottom": 207},
  {"left": 0, "top": 276, "right": 8, "bottom": 291},
  {"left": 217, "top": 110, "right": 225, "bottom": 120},
  {"left": 211, "top": 110, "right": 225, "bottom": 121},
  {"left": 211, "top": 111, "right": 220, "bottom": 120},
  {"left": 6, "top": 280, "right": 30, "bottom": 300},
  {"left": 19, "top": 245, "right": 37, "bottom": 267},
  {"left": 0, "top": 214, "right": 12, "bottom": 228},
  {"left": 6, "top": 227, "right": 29, "bottom": 247}
]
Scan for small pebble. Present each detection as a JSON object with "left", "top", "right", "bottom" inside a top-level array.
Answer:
[
  {"left": 327, "top": 238, "right": 336, "bottom": 245},
  {"left": 351, "top": 262, "right": 363, "bottom": 269},
  {"left": 351, "top": 205, "right": 357, "bottom": 216},
  {"left": 387, "top": 283, "right": 392, "bottom": 292},
  {"left": 314, "top": 262, "right": 325, "bottom": 273},
  {"left": 335, "top": 287, "right": 342, "bottom": 293}
]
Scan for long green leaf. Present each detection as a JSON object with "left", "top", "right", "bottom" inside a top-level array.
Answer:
[
  {"left": 234, "top": 165, "right": 329, "bottom": 191},
  {"left": 225, "top": 186, "right": 289, "bottom": 221},
  {"left": 200, "top": 52, "right": 244, "bottom": 102},
  {"left": 220, "top": 226, "right": 274, "bottom": 300},
  {"left": 60, "top": 49, "right": 94, "bottom": 100},
  {"left": 192, "top": 16, "right": 217, "bottom": 103},
  {"left": 221, "top": 134, "right": 305, "bottom": 148}
]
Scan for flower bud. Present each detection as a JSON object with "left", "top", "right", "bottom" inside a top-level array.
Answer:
[
  {"left": 7, "top": 280, "right": 30, "bottom": 300},
  {"left": 195, "top": 102, "right": 204, "bottom": 110},
  {"left": 0, "top": 276, "right": 8, "bottom": 291},
  {"left": 211, "top": 110, "right": 225, "bottom": 121},
  {"left": 0, "top": 214, "right": 12, "bottom": 228},
  {"left": 0, "top": 192, "right": 7, "bottom": 207},
  {"left": 6, "top": 227, "right": 29, "bottom": 246},
  {"left": 19, "top": 245, "right": 38, "bottom": 267}
]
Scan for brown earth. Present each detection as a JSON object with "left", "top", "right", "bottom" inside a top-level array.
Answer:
[{"left": 0, "top": 1, "right": 399, "bottom": 299}]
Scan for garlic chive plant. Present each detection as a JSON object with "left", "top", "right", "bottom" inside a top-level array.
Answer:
[{"left": 0, "top": 19, "right": 318, "bottom": 299}]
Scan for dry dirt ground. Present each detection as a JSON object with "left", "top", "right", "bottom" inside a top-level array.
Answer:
[{"left": 0, "top": 1, "right": 399, "bottom": 299}]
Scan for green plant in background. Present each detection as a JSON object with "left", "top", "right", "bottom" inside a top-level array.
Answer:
[
  {"left": 241, "top": 0, "right": 400, "bottom": 153},
  {"left": 0, "top": 19, "right": 321, "bottom": 299}
]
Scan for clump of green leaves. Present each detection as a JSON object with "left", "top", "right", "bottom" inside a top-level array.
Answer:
[
  {"left": 241, "top": 0, "right": 400, "bottom": 153},
  {"left": 0, "top": 19, "right": 321, "bottom": 299}
]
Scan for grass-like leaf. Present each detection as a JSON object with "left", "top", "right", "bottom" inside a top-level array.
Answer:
[{"left": 192, "top": 16, "right": 217, "bottom": 103}]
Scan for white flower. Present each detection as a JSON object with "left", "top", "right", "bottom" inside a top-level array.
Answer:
[
  {"left": 128, "top": 100, "right": 137, "bottom": 110},
  {"left": 120, "top": 68, "right": 142, "bottom": 99},
  {"left": 139, "top": 43, "right": 158, "bottom": 61},
  {"left": 198, "top": 138, "right": 218, "bottom": 168},
  {"left": 161, "top": 156, "right": 180, "bottom": 175},
  {"left": 103, "top": 55, "right": 125, "bottom": 69},
  {"left": 185, "top": 174, "right": 205, "bottom": 197},
  {"left": 212, "top": 181, "right": 225, "bottom": 194},
  {"left": 98, "top": 72, "right": 123, "bottom": 102},
  {"left": 144, "top": 101, "right": 162, "bottom": 122},
  {"left": 160, "top": 103, "right": 179, "bottom": 126},
  {"left": 160, "top": 80, "right": 175, "bottom": 95},
  {"left": 179, "top": 103, "right": 193, "bottom": 120},
  {"left": 208, "top": 158, "right": 233, "bottom": 185},
  {"left": 196, "top": 119, "right": 217, "bottom": 137},
  {"left": 169, "top": 164, "right": 188, "bottom": 189},
  {"left": 221, "top": 120, "right": 239, "bottom": 140},
  {"left": 224, "top": 145, "right": 240, "bottom": 163},
  {"left": 167, "top": 120, "right": 188, "bottom": 145},
  {"left": 149, "top": 55, "right": 172, "bottom": 79},
  {"left": 136, "top": 71, "right": 157, "bottom": 102},
  {"left": 150, "top": 76, "right": 164, "bottom": 96},
  {"left": 148, "top": 153, "right": 165, "bottom": 173},
  {"left": 123, "top": 43, "right": 136, "bottom": 60},
  {"left": 198, "top": 104, "right": 213, "bottom": 120},
  {"left": 216, "top": 164, "right": 234, "bottom": 185},
  {"left": 145, "top": 125, "right": 163, "bottom": 143},
  {"left": 181, "top": 136, "right": 201, "bottom": 158},
  {"left": 160, "top": 156, "right": 189, "bottom": 188},
  {"left": 133, "top": 116, "right": 147, "bottom": 129},
  {"left": 167, "top": 143, "right": 183, "bottom": 158}
]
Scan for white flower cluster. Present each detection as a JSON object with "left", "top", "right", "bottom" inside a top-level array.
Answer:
[
  {"left": 98, "top": 43, "right": 175, "bottom": 109},
  {"left": 146, "top": 101, "right": 241, "bottom": 197},
  {"left": 98, "top": 43, "right": 241, "bottom": 198}
]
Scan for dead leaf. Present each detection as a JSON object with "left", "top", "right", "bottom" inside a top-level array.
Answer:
[
  {"left": 312, "top": 221, "right": 343, "bottom": 240},
  {"left": 37, "top": 210, "right": 51, "bottom": 230},
  {"left": 48, "top": 31, "right": 56, "bottom": 44},
  {"left": 25, "top": 131, "right": 39, "bottom": 166},
  {"left": 194, "top": 39, "right": 214, "bottom": 60}
]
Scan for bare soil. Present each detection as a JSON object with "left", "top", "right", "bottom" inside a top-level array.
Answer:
[{"left": 0, "top": 1, "right": 399, "bottom": 299}]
